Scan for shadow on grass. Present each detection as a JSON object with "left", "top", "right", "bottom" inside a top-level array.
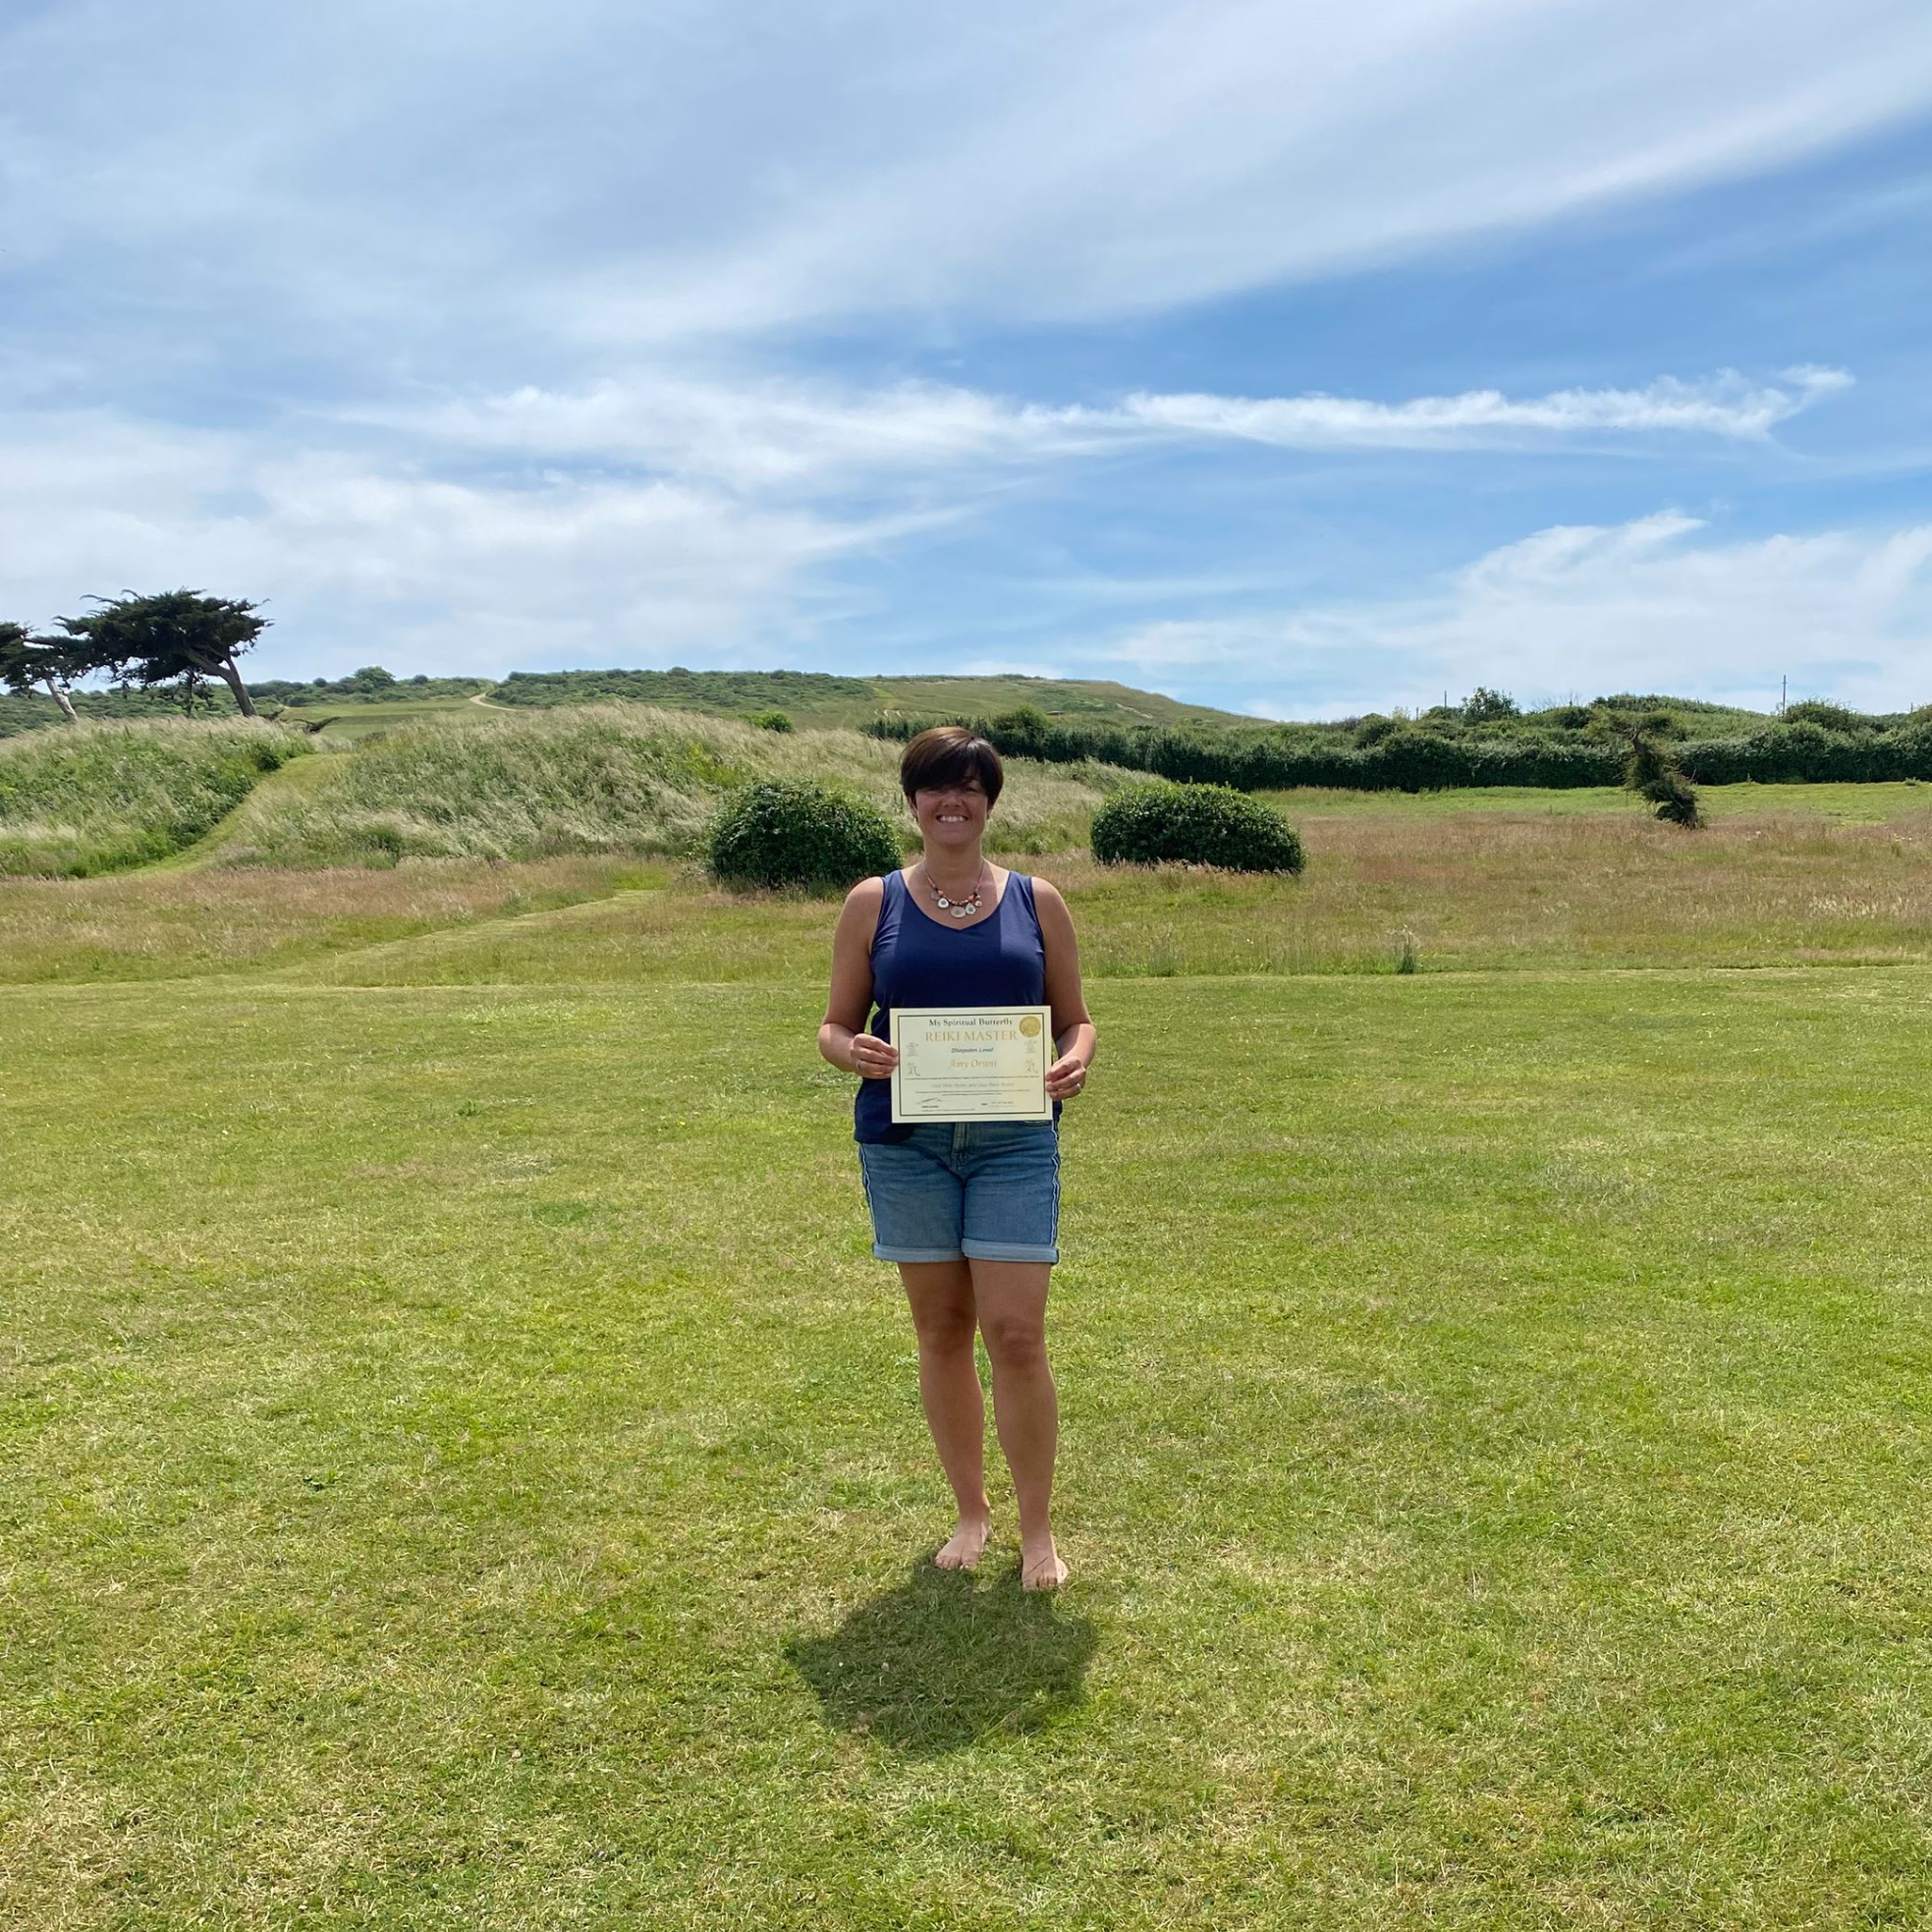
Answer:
[{"left": 786, "top": 1560, "right": 1099, "bottom": 1756}]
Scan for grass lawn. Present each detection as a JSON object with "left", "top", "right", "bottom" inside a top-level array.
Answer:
[
  {"left": 5, "top": 906, "right": 1932, "bottom": 1923},
  {"left": 0, "top": 856, "right": 654, "bottom": 983}
]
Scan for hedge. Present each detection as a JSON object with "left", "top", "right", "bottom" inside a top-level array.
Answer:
[{"left": 867, "top": 712, "right": 1932, "bottom": 793}]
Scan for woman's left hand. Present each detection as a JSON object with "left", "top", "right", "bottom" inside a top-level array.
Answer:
[{"left": 1045, "top": 1054, "right": 1091, "bottom": 1101}]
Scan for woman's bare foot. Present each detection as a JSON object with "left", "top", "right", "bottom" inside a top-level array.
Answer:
[
  {"left": 1021, "top": 1540, "right": 1067, "bottom": 1591},
  {"left": 934, "top": 1514, "right": 993, "bottom": 1571}
]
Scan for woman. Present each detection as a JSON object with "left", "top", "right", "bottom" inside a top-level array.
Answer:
[{"left": 819, "top": 726, "right": 1096, "bottom": 1590}]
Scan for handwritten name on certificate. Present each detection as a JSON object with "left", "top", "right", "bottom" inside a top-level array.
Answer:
[{"left": 889, "top": 1007, "right": 1055, "bottom": 1124}]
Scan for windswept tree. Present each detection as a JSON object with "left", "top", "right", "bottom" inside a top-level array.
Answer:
[
  {"left": 57, "top": 589, "right": 268, "bottom": 719},
  {"left": 0, "top": 621, "right": 81, "bottom": 722},
  {"left": 1626, "top": 728, "right": 1701, "bottom": 828}
]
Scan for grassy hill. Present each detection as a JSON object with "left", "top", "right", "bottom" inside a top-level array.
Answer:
[
  {"left": 14, "top": 691, "right": 1932, "bottom": 880},
  {"left": 0, "top": 707, "right": 1134, "bottom": 876},
  {"left": 0, "top": 674, "right": 491, "bottom": 741},
  {"left": 5, "top": 665, "right": 1804, "bottom": 744},
  {"left": 0, "top": 670, "right": 1261, "bottom": 742},
  {"left": 486, "top": 668, "right": 1260, "bottom": 729},
  {"left": 0, "top": 719, "right": 312, "bottom": 875},
  {"left": 216, "top": 707, "right": 1128, "bottom": 869}
]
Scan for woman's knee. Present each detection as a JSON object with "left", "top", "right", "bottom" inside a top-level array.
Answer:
[
  {"left": 979, "top": 1309, "right": 1047, "bottom": 1372},
  {"left": 911, "top": 1301, "right": 977, "bottom": 1355}
]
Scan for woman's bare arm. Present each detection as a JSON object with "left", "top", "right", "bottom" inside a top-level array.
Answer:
[
  {"left": 818, "top": 877, "right": 895, "bottom": 1076},
  {"left": 1033, "top": 877, "right": 1096, "bottom": 1098}
]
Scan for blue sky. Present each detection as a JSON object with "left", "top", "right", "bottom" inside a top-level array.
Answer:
[{"left": 6, "top": 0, "right": 1932, "bottom": 717}]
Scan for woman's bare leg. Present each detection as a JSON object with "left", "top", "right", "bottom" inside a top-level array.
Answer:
[
  {"left": 898, "top": 1259, "right": 992, "bottom": 1567},
  {"left": 970, "top": 1258, "right": 1066, "bottom": 1588}
]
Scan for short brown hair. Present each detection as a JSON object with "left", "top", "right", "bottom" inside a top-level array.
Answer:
[{"left": 899, "top": 725, "right": 1005, "bottom": 806}]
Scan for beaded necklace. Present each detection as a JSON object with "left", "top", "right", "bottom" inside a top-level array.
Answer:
[{"left": 919, "top": 860, "right": 987, "bottom": 920}]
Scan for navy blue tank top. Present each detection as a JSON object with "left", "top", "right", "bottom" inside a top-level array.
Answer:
[{"left": 855, "top": 869, "right": 1060, "bottom": 1143}]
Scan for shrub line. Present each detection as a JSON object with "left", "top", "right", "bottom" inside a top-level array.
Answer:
[{"left": 868, "top": 709, "right": 1932, "bottom": 793}]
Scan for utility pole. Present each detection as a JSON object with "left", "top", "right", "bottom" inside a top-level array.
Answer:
[{"left": 1780, "top": 675, "right": 1787, "bottom": 716}]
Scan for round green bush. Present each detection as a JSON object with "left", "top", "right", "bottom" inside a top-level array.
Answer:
[
  {"left": 1090, "top": 780, "right": 1304, "bottom": 873},
  {"left": 751, "top": 709, "right": 795, "bottom": 733},
  {"left": 707, "top": 779, "right": 902, "bottom": 891}
]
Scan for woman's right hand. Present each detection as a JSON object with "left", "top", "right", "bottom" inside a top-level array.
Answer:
[{"left": 850, "top": 1033, "right": 899, "bottom": 1078}]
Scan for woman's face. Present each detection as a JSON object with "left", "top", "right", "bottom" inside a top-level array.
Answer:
[{"left": 910, "top": 775, "right": 991, "bottom": 854}]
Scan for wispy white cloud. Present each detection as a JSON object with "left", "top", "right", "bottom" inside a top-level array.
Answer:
[
  {"left": 2, "top": 4, "right": 1921, "bottom": 704},
  {"left": 572, "top": 1, "right": 1932, "bottom": 341},
  {"left": 0, "top": 412, "right": 924, "bottom": 675},
  {"left": 1108, "top": 367, "right": 1852, "bottom": 450},
  {"left": 371, "top": 367, "right": 1849, "bottom": 489},
  {"left": 363, "top": 378, "right": 1116, "bottom": 490},
  {"left": 0, "top": 363, "right": 1870, "bottom": 687},
  {"left": 1092, "top": 513, "right": 1932, "bottom": 714},
  {"left": 7, "top": 2, "right": 1931, "bottom": 358}
]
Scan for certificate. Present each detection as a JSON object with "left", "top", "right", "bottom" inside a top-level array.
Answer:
[{"left": 889, "top": 1006, "right": 1054, "bottom": 1124}]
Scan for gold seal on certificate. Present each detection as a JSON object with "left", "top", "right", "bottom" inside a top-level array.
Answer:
[{"left": 889, "top": 1006, "right": 1054, "bottom": 1124}]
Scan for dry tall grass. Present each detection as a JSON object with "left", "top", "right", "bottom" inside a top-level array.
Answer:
[
  {"left": 9, "top": 799, "right": 1929, "bottom": 986},
  {"left": 219, "top": 706, "right": 1120, "bottom": 866},
  {"left": 278, "top": 806, "right": 1932, "bottom": 987},
  {"left": 0, "top": 718, "right": 308, "bottom": 875},
  {"left": 1067, "top": 806, "right": 1932, "bottom": 975}
]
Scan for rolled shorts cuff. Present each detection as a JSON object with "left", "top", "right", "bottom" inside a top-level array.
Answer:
[
  {"left": 961, "top": 1238, "right": 1060, "bottom": 1263},
  {"left": 871, "top": 1241, "right": 966, "bottom": 1263}
]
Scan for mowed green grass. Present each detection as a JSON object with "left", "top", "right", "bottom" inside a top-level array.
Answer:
[{"left": 5, "top": 947, "right": 1932, "bottom": 1926}]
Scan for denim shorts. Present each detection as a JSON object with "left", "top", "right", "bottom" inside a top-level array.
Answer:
[{"left": 856, "top": 1121, "right": 1061, "bottom": 1264}]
